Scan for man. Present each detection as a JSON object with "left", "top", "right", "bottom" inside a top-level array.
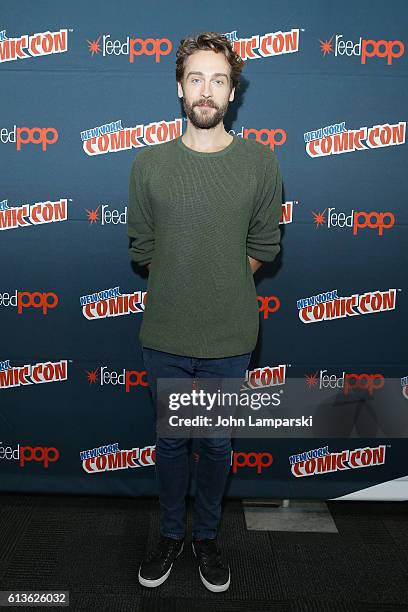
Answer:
[{"left": 127, "top": 31, "right": 283, "bottom": 592}]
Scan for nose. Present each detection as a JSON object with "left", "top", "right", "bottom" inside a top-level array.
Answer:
[{"left": 200, "top": 79, "right": 213, "bottom": 99}]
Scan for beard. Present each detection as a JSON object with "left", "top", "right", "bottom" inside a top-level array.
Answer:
[{"left": 182, "top": 94, "right": 229, "bottom": 130}]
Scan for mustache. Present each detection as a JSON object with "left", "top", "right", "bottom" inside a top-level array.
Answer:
[{"left": 195, "top": 101, "right": 216, "bottom": 108}]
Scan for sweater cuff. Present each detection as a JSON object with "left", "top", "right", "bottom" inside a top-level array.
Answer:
[
  {"left": 128, "top": 235, "right": 154, "bottom": 266},
  {"left": 246, "top": 244, "right": 280, "bottom": 263}
]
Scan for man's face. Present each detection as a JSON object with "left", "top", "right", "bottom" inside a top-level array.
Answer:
[{"left": 177, "top": 49, "right": 235, "bottom": 130}]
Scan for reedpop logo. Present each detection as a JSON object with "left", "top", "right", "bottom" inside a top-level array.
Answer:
[
  {"left": 86, "top": 204, "right": 127, "bottom": 225},
  {"left": 312, "top": 208, "right": 395, "bottom": 235},
  {"left": 305, "top": 370, "right": 385, "bottom": 396},
  {"left": 87, "top": 34, "right": 172, "bottom": 63},
  {"left": 85, "top": 366, "right": 148, "bottom": 392},
  {"left": 319, "top": 34, "right": 404, "bottom": 64}
]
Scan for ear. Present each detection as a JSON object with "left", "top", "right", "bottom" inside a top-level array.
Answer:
[
  {"left": 177, "top": 81, "right": 184, "bottom": 99},
  {"left": 229, "top": 86, "right": 235, "bottom": 103}
]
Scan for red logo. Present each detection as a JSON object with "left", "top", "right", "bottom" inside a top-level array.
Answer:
[
  {"left": 129, "top": 38, "right": 171, "bottom": 63},
  {"left": 232, "top": 451, "right": 273, "bottom": 474},
  {"left": 17, "top": 291, "right": 58, "bottom": 314},
  {"left": 20, "top": 446, "right": 60, "bottom": 468},
  {"left": 353, "top": 211, "right": 395, "bottom": 235},
  {"left": 16, "top": 127, "right": 58, "bottom": 151},
  {"left": 125, "top": 370, "right": 149, "bottom": 392},
  {"left": 242, "top": 128, "right": 286, "bottom": 150},
  {"left": 257, "top": 296, "right": 281, "bottom": 319},
  {"left": 344, "top": 373, "right": 384, "bottom": 396},
  {"left": 360, "top": 39, "right": 404, "bottom": 65}
]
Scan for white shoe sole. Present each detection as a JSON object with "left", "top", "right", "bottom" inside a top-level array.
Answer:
[
  {"left": 138, "top": 540, "right": 184, "bottom": 588},
  {"left": 192, "top": 542, "right": 231, "bottom": 592}
]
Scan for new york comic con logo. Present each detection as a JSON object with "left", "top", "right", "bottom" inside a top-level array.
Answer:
[
  {"left": 289, "top": 445, "right": 386, "bottom": 477},
  {"left": 319, "top": 33, "right": 404, "bottom": 64},
  {"left": 224, "top": 28, "right": 300, "bottom": 61},
  {"left": 297, "top": 288, "right": 397, "bottom": 323},
  {"left": 304, "top": 121, "right": 406, "bottom": 157},
  {"left": 79, "top": 285, "right": 145, "bottom": 319},
  {"left": 0, "top": 199, "right": 67, "bottom": 230},
  {"left": 0, "top": 359, "right": 68, "bottom": 389},
  {"left": 80, "top": 118, "right": 182, "bottom": 155},
  {"left": 81, "top": 444, "right": 155, "bottom": 473},
  {"left": 0, "top": 28, "right": 69, "bottom": 62}
]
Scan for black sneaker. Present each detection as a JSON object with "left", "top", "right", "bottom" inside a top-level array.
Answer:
[
  {"left": 138, "top": 535, "right": 184, "bottom": 587},
  {"left": 192, "top": 538, "right": 230, "bottom": 592}
]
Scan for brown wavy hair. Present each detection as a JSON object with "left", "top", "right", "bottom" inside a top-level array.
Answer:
[{"left": 176, "top": 31, "right": 245, "bottom": 92}]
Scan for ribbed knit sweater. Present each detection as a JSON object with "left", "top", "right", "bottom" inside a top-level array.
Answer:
[{"left": 127, "top": 134, "right": 282, "bottom": 358}]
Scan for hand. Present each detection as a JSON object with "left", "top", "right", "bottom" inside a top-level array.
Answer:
[{"left": 248, "top": 255, "right": 262, "bottom": 274}]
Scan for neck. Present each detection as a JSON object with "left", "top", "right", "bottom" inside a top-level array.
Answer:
[{"left": 182, "top": 124, "right": 233, "bottom": 153}]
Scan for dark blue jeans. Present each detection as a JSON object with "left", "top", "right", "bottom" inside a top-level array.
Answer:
[{"left": 141, "top": 347, "right": 252, "bottom": 540}]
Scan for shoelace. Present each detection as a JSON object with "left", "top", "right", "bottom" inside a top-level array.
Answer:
[
  {"left": 194, "top": 539, "right": 227, "bottom": 569},
  {"left": 147, "top": 536, "right": 182, "bottom": 563}
]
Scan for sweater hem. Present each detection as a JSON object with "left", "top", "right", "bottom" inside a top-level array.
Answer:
[{"left": 140, "top": 340, "right": 255, "bottom": 359}]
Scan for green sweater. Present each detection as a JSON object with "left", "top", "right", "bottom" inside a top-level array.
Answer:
[{"left": 127, "top": 134, "right": 282, "bottom": 358}]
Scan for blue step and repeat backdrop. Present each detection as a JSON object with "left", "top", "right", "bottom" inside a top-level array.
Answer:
[{"left": 1, "top": 1, "right": 407, "bottom": 500}]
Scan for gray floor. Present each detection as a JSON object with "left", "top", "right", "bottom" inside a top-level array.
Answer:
[
  {"left": 243, "top": 498, "right": 339, "bottom": 532},
  {"left": 0, "top": 493, "right": 407, "bottom": 611}
]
